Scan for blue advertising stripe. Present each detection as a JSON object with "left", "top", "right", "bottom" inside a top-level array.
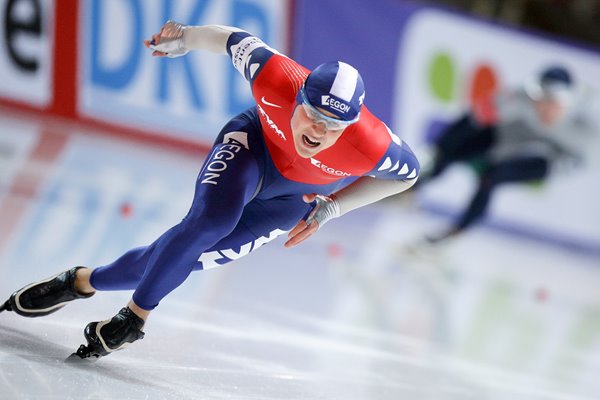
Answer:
[
  {"left": 293, "top": 0, "right": 420, "bottom": 126},
  {"left": 79, "top": 0, "right": 292, "bottom": 144}
]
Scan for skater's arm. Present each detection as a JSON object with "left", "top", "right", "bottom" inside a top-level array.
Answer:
[
  {"left": 334, "top": 176, "right": 417, "bottom": 215},
  {"left": 284, "top": 176, "right": 417, "bottom": 248},
  {"left": 144, "top": 21, "right": 244, "bottom": 57},
  {"left": 183, "top": 25, "right": 244, "bottom": 53},
  {"left": 144, "top": 21, "right": 277, "bottom": 85}
]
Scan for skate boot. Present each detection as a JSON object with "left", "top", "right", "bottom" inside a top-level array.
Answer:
[
  {"left": 0, "top": 267, "right": 94, "bottom": 317},
  {"left": 73, "top": 307, "right": 145, "bottom": 359}
]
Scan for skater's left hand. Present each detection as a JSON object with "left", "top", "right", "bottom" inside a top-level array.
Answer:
[
  {"left": 284, "top": 194, "right": 340, "bottom": 248},
  {"left": 144, "top": 20, "right": 189, "bottom": 58}
]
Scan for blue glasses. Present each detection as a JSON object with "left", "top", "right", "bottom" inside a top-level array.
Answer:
[{"left": 300, "top": 87, "right": 360, "bottom": 131}]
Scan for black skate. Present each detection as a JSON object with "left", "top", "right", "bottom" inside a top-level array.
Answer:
[
  {"left": 71, "top": 307, "right": 145, "bottom": 359},
  {"left": 0, "top": 267, "right": 94, "bottom": 317}
]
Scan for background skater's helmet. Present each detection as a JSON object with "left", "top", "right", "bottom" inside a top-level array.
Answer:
[
  {"left": 302, "top": 61, "right": 366, "bottom": 122},
  {"left": 526, "top": 65, "right": 574, "bottom": 105}
]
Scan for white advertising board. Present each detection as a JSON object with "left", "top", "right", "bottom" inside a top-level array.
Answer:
[
  {"left": 0, "top": 0, "right": 53, "bottom": 107},
  {"left": 78, "top": 0, "right": 289, "bottom": 143},
  {"left": 393, "top": 9, "right": 600, "bottom": 245}
]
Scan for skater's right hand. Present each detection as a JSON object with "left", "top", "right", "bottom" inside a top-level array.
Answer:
[
  {"left": 284, "top": 194, "right": 340, "bottom": 248},
  {"left": 144, "top": 21, "right": 189, "bottom": 58}
]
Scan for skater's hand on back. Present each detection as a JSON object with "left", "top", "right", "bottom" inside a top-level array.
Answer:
[
  {"left": 284, "top": 194, "right": 340, "bottom": 248},
  {"left": 143, "top": 32, "right": 167, "bottom": 57}
]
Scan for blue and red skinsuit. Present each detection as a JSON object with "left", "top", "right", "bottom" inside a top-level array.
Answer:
[{"left": 90, "top": 32, "right": 420, "bottom": 310}]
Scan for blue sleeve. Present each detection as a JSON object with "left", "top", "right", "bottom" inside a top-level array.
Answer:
[
  {"left": 368, "top": 135, "right": 420, "bottom": 181},
  {"left": 226, "top": 31, "right": 277, "bottom": 85}
]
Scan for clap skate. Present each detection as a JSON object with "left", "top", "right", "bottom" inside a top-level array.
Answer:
[
  {"left": 0, "top": 267, "right": 94, "bottom": 317},
  {"left": 69, "top": 307, "right": 145, "bottom": 360}
]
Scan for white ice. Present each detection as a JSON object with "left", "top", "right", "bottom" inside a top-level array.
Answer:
[{"left": 0, "top": 107, "right": 599, "bottom": 400}]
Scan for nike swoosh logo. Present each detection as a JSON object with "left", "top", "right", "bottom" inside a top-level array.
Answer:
[{"left": 261, "top": 96, "right": 282, "bottom": 108}]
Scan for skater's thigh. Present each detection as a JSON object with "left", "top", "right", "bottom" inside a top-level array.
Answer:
[{"left": 196, "top": 196, "right": 310, "bottom": 270}]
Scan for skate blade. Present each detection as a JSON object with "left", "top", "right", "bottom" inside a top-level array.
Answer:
[{"left": 65, "top": 344, "right": 101, "bottom": 363}]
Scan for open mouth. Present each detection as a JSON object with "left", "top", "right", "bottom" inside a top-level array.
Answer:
[{"left": 302, "top": 135, "right": 320, "bottom": 148}]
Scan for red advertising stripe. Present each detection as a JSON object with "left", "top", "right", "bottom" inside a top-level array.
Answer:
[
  {"left": 0, "top": 127, "right": 69, "bottom": 254},
  {"left": 50, "top": 0, "right": 78, "bottom": 117}
]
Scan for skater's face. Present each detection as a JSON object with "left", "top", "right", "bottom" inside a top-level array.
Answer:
[
  {"left": 290, "top": 104, "right": 347, "bottom": 158},
  {"left": 534, "top": 98, "right": 566, "bottom": 127}
]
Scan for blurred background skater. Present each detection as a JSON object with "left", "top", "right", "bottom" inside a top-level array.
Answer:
[{"left": 409, "top": 65, "right": 597, "bottom": 246}]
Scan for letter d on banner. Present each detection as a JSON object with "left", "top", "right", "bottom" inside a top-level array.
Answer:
[{"left": 90, "top": 0, "right": 142, "bottom": 89}]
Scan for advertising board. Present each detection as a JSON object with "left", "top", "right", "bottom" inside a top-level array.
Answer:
[
  {"left": 0, "top": 0, "right": 53, "bottom": 107},
  {"left": 78, "top": 0, "right": 290, "bottom": 143}
]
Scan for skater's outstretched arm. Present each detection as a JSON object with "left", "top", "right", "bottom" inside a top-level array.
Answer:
[
  {"left": 143, "top": 21, "right": 244, "bottom": 57},
  {"left": 285, "top": 176, "right": 418, "bottom": 247}
]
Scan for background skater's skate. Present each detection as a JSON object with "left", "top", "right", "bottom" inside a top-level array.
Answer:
[
  {"left": 68, "top": 307, "right": 145, "bottom": 360},
  {"left": 0, "top": 267, "right": 94, "bottom": 317}
]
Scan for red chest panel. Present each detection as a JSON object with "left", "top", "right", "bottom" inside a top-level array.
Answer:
[{"left": 252, "top": 55, "right": 391, "bottom": 185}]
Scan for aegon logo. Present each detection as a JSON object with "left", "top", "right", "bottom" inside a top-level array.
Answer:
[
  {"left": 321, "top": 95, "right": 351, "bottom": 113},
  {"left": 257, "top": 104, "right": 286, "bottom": 140},
  {"left": 200, "top": 134, "right": 248, "bottom": 185},
  {"left": 310, "top": 158, "right": 351, "bottom": 177}
]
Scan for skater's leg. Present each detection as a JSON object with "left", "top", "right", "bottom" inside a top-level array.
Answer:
[
  {"left": 130, "top": 138, "right": 262, "bottom": 311},
  {"left": 420, "top": 115, "right": 495, "bottom": 185},
  {"left": 431, "top": 156, "right": 549, "bottom": 242},
  {"left": 88, "top": 244, "right": 159, "bottom": 291},
  {"left": 72, "top": 182, "right": 312, "bottom": 360},
  {"left": 0, "top": 244, "right": 158, "bottom": 316},
  {"left": 86, "top": 113, "right": 265, "bottom": 298},
  {"left": 75, "top": 268, "right": 96, "bottom": 294},
  {"left": 73, "top": 122, "right": 266, "bottom": 358},
  {"left": 455, "top": 156, "right": 548, "bottom": 231},
  {"left": 1, "top": 267, "right": 95, "bottom": 317},
  {"left": 195, "top": 195, "right": 312, "bottom": 270},
  {"left": 75, "top": 194, "right": 309, "bottom": 358}
]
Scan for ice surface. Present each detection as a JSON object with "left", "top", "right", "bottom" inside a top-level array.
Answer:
[{"left": 0, "top": 108, "right": 599, "bottom": 400}]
